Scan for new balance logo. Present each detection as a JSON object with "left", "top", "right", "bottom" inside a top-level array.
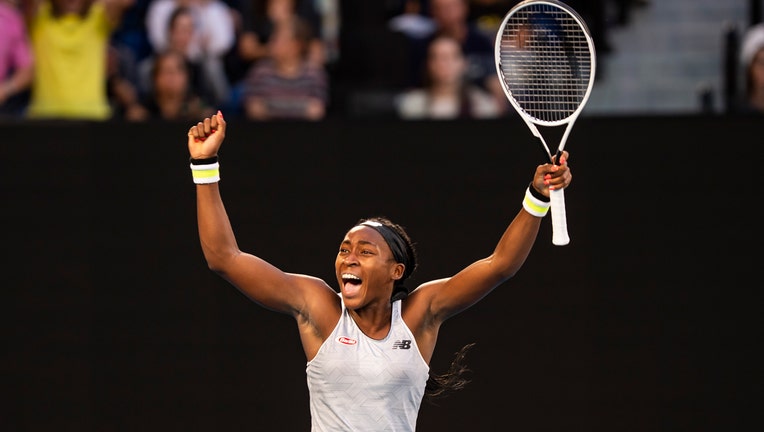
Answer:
[{"left": 392, "top": 340, "right": 411, "bottom": 350}]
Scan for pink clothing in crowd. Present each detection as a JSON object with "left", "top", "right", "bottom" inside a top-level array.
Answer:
[{"left": 0, "top": 2, "right": 34, "bottom": 80}]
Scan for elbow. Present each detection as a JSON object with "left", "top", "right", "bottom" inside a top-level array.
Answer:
[
  {"left": 202, "top": 247, "right": 239, "bottom": 275},
  {"left": 488, "top": 256, "right": 523, "bottom": 282},
  {"left": 496, "top": 267, "right": 519, "bottom": 282}
]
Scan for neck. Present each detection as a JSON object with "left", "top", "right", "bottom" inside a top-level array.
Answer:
[
  {"left": 348, "top": 301, "right": 393, "bottom": 340},
  {"left": 156, "top": 93, "right": 185, "bottom": 115},
  {"left": 430, "top": 81, "right": 461, "bottom": 97}
]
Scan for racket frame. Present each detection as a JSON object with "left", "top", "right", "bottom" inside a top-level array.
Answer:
[{"left": 494, "top": 0, "right": 597, "bottom": 246}]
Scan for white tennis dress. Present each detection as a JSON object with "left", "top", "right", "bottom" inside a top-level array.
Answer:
[{"left": 306, "top": 296, "right": 430, "bottom": 431}]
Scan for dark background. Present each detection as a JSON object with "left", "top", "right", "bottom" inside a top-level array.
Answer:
[{"left": 1, "top": 115, "right": 760, "bottom": 431}]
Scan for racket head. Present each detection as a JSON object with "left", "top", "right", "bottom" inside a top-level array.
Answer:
[{"left": 494, "top": 0, "right": 596, "bottom": 127}]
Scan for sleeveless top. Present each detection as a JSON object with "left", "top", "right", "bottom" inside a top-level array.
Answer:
[{"left": 306, "top": 297, "right": 430, "bottom": 431}]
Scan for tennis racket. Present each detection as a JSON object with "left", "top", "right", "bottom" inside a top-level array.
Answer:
[{"left": 494, "top": 0, "right": 596, "bottom": 246}]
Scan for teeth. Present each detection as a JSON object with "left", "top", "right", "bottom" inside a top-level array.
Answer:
[{"left": 342, "top": 273, "right": 361, "bottom": 280}]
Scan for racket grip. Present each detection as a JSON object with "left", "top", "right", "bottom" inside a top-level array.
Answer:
[{"left": 550, "top": 188, "right": 570, "bottom": 246}]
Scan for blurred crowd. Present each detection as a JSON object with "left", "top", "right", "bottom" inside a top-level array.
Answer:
[{"left": 2, "top": 0, "right": 759, "bottom": 122}]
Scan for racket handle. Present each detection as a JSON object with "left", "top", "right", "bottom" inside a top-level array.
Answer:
[{"left": 550, "top": 188, "right": 570, "bottom": 246}]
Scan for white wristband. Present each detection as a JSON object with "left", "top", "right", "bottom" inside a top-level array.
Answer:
[
  {"left": 523, "top": 187, "right": 550, "bottom": 217},
  {"left": 190, "top": 162, "right": 220, "bottom": 184}
]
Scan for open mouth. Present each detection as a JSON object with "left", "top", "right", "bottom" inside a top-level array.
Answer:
[{"left": 341, "top": 273, "right": 362, "bottom": 296}]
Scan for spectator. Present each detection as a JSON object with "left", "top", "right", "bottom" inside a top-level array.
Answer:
[
  {"left": 388, "top": 0, "right": 435, "bottom": 41},
  {"left": 407, "top": 0, "right": 508, "bottom": 114},
  {"left": 0, "top": 0, "right": 34, "bottom": 118},
  {"left": 110, "top": 0, "right": 152, "bottom": 63},
  {"left": 23, "top": 0, "right": 133, "bottom": 120},
  {"left": 739, "top": 23, "right": 764, "bottom": 114},
  {"left": 241, "top": 15, "right": 328, "bottom": 121},
  {"left": 140, "top": 49, "right": 214, "bottom": 120},
  {"left": 138, "top": 5, "right": 206, "bottom": 101},
  {"left": 145, "top": 0, "right": 236, "bottom": 105},
  {"left": 395, "top": 34, "right": 500, "bottom": 120},
  {"left": 107, "top": 43, "right": 150, "bottom": 120},
  {"left": 466, "top": 0, "right": 513, "bottom": 40},
  {"left": 225, "top": 0, "right": 326, "bottom": 109}
]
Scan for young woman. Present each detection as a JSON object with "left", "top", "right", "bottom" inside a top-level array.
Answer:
[
  {"left": 186, "top": 111, "right": 572, "bottom": 431},
  {"left": 395, "top": 34, "right": 501, "bottom": 120}
]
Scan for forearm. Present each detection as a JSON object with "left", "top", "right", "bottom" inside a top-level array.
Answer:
[
  {"left": 101, "top": 0, "right": 132, "bottom": 28},
  {"left": 1, "top": 67, "right": 33, "bottom": 100},
  {"left": 489, "top": 209, "right": 542, "bottom": 279},
  {"left": 195, "top": 182, "right": 241, "bottom": 271}
]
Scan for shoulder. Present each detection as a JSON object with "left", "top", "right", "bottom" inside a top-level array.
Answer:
[
  {"left": 403, "top": 278, "right": 448, "bottom": 314},
  {"left": 395, "top": 89, "right": 428, "bottom": 118},
  {"left": 401, "top": 278, "right": 450, "bottom": 333},
  {"left": 0, "top": 4, "right": 24, "bottom": 31},
  {"left": 297, "top": 276, "right": 342, "bottom": 333},
  {"left": 467, "top": 86, "right": 501, "bottom": 117}
]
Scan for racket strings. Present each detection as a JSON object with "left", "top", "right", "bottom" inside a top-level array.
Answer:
[{"left": 498, "top": 5, "right": 593, "bottom": 122}]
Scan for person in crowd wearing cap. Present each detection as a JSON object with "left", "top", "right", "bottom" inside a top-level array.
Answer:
[
  {"left": 738, "top": 23, "right": 764, "bottom": 114},
  {"left": 184, "top": 111, "right": 572, "bottom": 431}
]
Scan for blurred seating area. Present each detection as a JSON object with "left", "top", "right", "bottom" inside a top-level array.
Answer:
[{"left": 1, "top": 0, "right": 762, "bottom": 121}]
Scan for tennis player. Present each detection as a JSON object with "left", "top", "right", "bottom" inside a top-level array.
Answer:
[{"left": 187, "top": 111, "right": 572, "bottom": 431}]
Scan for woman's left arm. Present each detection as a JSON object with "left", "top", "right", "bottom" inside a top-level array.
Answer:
[{"left": 416, "top": 152, "right": 572, "bottom": 324}]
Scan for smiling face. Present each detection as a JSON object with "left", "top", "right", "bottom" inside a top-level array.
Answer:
[{"left": 335, "top": 226, "right": 404, "bottom": 310}]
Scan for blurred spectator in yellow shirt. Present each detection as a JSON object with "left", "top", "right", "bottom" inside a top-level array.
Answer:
[{"left": 22, "top": 0, "right": 133, "bottom": 120}]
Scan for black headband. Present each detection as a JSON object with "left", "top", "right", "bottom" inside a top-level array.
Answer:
[{"left": 360, "top": 221, "right": 409, "bottom": 268}]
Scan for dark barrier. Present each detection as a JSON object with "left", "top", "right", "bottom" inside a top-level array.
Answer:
[{"left": 2, "top": 115, "right": 760, "bottom": 431}]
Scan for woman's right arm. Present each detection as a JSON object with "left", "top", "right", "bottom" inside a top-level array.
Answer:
[{"left": 188, "top": 112, "right": 334, "bottom": 317}]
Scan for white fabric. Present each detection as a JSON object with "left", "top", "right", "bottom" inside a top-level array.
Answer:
[
  {"left": 741, "top": 23, "right": 764, "bottom": 68},
  {"left": 306, "top": 297, "right": 429, "bottom": 432},
  {"left": 145, "top": 0, "right": 235, "bottom": 60},
  {"left": 395, "top": 86, "right": 501, "bottom": 120}
]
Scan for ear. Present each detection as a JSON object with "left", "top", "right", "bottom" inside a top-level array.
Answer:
[{"left": 391, "top": 263, "right": 405, "bottom": 281}]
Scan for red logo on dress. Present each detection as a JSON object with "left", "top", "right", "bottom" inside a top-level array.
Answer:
[{"left": 338, "top": 336, "right": 357, "bottom": 345}]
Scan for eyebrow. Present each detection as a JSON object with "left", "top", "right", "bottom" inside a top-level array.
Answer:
[{"left": 340, "top": 239, "right": 379, "bottom": 247}]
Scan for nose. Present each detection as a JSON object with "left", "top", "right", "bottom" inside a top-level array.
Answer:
[{"left": 343, "top": 251, "right": 359, "bottom": 265}]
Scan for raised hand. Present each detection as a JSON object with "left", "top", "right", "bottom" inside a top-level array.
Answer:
[{"left": 188, "top": 110, "right": 226, "bottom": 160}]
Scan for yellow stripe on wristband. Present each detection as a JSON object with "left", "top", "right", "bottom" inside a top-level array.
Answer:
[
  {"left": 190, "top": 162, "right": 220, "bottom": 184},
  {"left": 523, "top": 187, "right": 550, "bottom": 217}
]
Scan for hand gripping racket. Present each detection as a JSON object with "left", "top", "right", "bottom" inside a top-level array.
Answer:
[{"left": 494, "top": 0, "right": 596, "bottom": 246}]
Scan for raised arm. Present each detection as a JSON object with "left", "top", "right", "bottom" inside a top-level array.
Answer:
[
  {"left": 20, "top": 0, "right": 40, "bottom": 22},
  {"left": 411, "top": 153, "right": 572, "bottom": 324},
  {"left": 187, "top": 112, "right": 336, "bottom": 318},
  {"left": 100, "top": 0, "right": 134, "bottom": 29}
]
